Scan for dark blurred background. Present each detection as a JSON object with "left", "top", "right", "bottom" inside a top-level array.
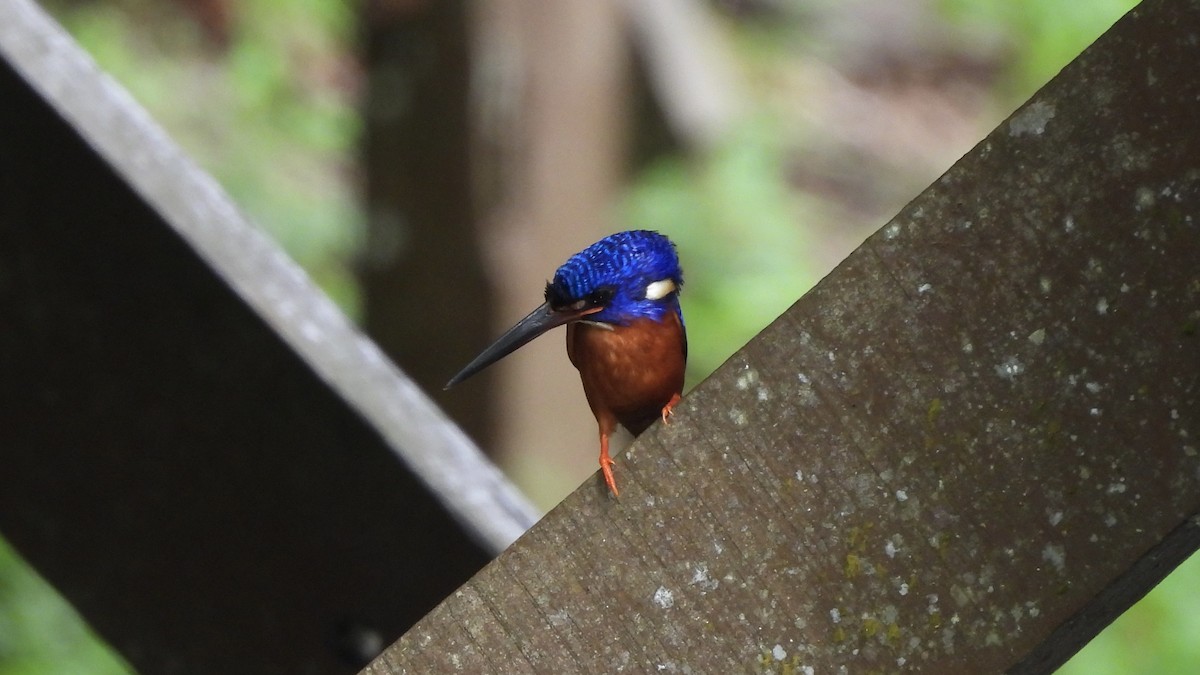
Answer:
[{"left": 4, "top": 0, "right": 1195, "bottom": 673}]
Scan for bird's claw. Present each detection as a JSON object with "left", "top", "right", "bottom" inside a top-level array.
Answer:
[
  {"left": 599, "top": 437, "right": 620, "bottom": 497},
  {"left": 600, "top": 455, "right": 619, "bottom": 497},
  {"left": 661, "top": 393, "right": 682, "bottom": 425}
]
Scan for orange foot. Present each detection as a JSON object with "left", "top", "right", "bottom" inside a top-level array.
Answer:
[
  {"left": 661, "top": 393, "right": 682, "bottom": 425},
  {"left": 599, "top": 433, "right": 619, "bottom": 497}
]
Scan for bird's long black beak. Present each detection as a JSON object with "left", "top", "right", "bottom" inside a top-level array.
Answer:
[{"left": 445, "top": 301, "right": 592, "bottom": 389}]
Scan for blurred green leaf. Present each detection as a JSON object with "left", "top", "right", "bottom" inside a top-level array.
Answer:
[
  {"left": 623, "top": 117, "right": 819, "bottom": 383},
  {"left": 939, "top": 0, "right": 1139, "bottom": 97},
  {"left": 1059, "top": 551, "right": 1200, "bottom": 675},
  {"left": 0, "top": 539, "right": 131, "bottom": 675}
]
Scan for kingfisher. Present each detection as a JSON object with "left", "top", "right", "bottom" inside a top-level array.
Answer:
[{"left": 445, "top": 230, "right": 686, "bottom": 496}]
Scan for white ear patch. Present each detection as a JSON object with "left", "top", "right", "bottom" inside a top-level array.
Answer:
[{"left": 644, "top": 279, "right": 677, "bottom": 301}]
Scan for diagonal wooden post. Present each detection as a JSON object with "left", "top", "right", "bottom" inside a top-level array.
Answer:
[
  {"left": 366, "top": 0, "right": 1200, "bottom": 672},
  {"left": 0, "top": 1, "right": 537, "bottom": 672}
]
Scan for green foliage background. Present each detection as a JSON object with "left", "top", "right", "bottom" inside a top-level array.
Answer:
[{"left": 3, "top": 1, "right": 1195, "bottom": 673}]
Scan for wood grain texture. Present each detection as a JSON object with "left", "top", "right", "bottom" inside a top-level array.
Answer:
[{"left": 368, "top": 1, "right": 1200, "bottom": 672}]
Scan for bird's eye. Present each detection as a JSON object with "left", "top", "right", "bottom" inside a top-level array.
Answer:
[
  {"left": 644, "top": 279, "right": 676, "bottom": 300},
  {"left": 565, "top": 288, "right": 613, "bottom": 312},
  {"left": 587, "top": 288, "right": 614, "bottom": 307}
]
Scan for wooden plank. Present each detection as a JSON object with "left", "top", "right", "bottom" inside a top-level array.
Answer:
[
  {"left": 367, "top": 0, "right": 1200, "bottom": 672},
  {"left": 0, "top": 1, "right": 537, "bottom": 673}
]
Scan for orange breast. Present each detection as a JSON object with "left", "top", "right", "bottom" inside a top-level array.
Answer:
[{"left": 566, "top": 313, "right": 686, "bottom": 436}]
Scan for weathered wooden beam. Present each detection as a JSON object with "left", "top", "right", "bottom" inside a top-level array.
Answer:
[
  {"left": 0, "top": 1, "right": 536, "bottom": 673},
  {"left": 367, "top": 0, "right": 1200, "bottom": 672}
]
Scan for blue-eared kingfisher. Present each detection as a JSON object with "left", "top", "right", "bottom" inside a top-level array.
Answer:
[{"left": 445, "top": 230, "right": 686, "bottom": 496}]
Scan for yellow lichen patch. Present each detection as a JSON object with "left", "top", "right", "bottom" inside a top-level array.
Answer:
[
  {"left": 1043, "top": 418, "right": 1062, "bottom": 441},
  {"left": 886, "top": 623, "right": 903, "bottom": 648},
  {"left": 845, "top": 553, "right": 862, "bottom": 579},
  {"left": 928, "top": 611, "right": 943, "bottom": 629},
  {"left": 927, "top": 398, "right": 943, "bottom": 426},
  {"left": 847, "top": 523, "right": 874, "bottom": 552},
  {"left": 779, "top": 655, "right": 804, "bottom": 675},
  {"left": 754, "top": 648, "right": 808, "bottom": 675},
  {"left": 930, "top": 532, "right": 952, "bottom": 559}
]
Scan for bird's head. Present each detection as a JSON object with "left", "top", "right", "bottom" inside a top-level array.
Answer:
[
  {"left": 445, "top": 230, "right": 683, "bottom": 388},
  {"left": 544, "top": 230, "right": 683, "bottom": 327}
]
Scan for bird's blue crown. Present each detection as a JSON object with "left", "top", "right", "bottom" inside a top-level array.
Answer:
[{"left": 545, "top": 230, "right": 683, "bottom": 325}]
